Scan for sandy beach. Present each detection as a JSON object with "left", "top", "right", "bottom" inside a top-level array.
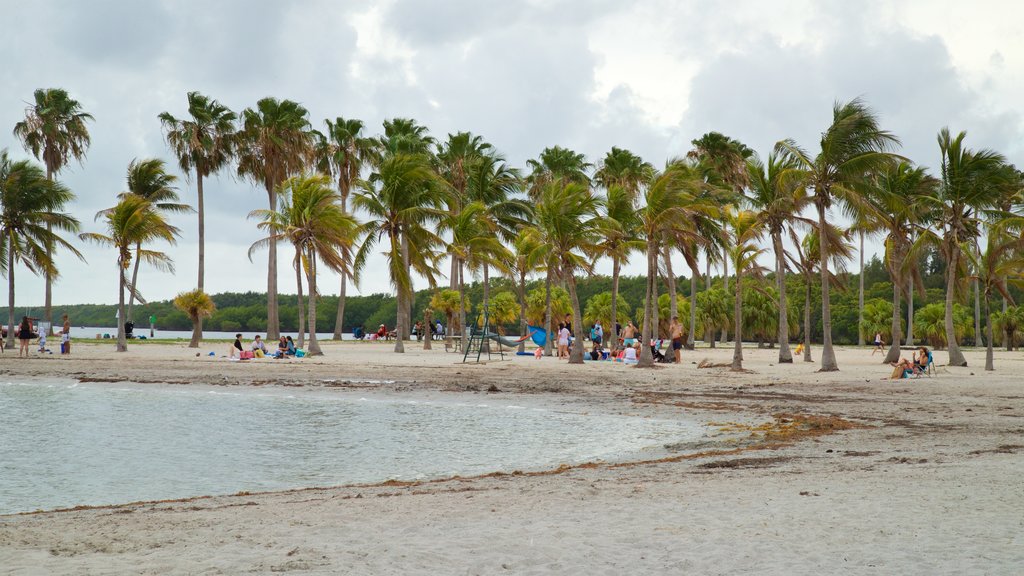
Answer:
[{"left": 1, "top": 340, "right": 1022, "bottom": 574}]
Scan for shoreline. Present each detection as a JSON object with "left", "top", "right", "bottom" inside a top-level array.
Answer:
[{"left": 2, "top": 342, "right": 1022, "bottom": 573}]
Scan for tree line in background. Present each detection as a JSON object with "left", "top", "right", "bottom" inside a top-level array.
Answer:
[{"left": 2, "top": 89, "right": 1023, "bottom": 369}]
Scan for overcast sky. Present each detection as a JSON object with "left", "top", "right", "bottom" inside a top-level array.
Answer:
[{"left": 2, "top": 0, "right": 1022, "bottom": 307}]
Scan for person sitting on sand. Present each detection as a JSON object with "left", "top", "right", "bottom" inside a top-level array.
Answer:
[
  {"left": 230, "top": 333, "right": 243, "bottom": 358},
  {"left": 794, "top": 342, "right": 804, "bottom": 355},
  {"left": 286, "top": 336, "right": 297, "bottom": 356},
  {"left": 623, "top": 342, "right": 638, "bottom": 364},
  {"left": 251, "top": 335, "right": 268, "bottom": 358},
  {"left": 376, "top": 324, "right": 387, "bottom": 340},
  {"left": 275, "top": 336, "right": 289, "bottom": 358},
  {"left": 534, "top": 346, "right": 544, "bottom": 359}
]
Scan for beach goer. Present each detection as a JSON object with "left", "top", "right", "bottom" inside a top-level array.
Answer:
[
  {"left": 286, "top": 336, "right": 297, "bottom": 356},
  {"left": 593, "top": 321, "right": 603, "bottom": 345},
  {"left": 623, "top": 342, "right": 638, "bottom": 364},
  {"left": 230, "top": 333, "right": 243, "bottom": 358},
  {"left": 913, "top": 347, "right": 930, "bottom": 375},
  {"left": 37, "top": 333, "right": 48, "bottom": 354},
  {"left": 557, "top": 324, "right": 570, "bottom": 358},
  {"left": 563, "top": 314, "right": 573, "bottom": 337},
  {"left": 251, "top": 335, "right": 268, "bottom": 358},
  {"left": 889, "top": 356, "right": 914, "bottom": 379},
  {"left": 62, "top": 314, "right": 71, "bottom": 355},
  {"left": 534, "top": 346, "right": 544, "bottom": 359},
  {"left": 622, "top": 321, "right": 636, "bottom": 347},
  {"left": 413, "top": 321, "right": 423, "bottom": 341},
  {"left": 872, "top": 332, "right": 884, "bottom": 355},
  {"left": 18, "top": 316, "right": 32, "bottom": 358},
  {"left": 794, "top": 342, "right": 804, "bottom": 355},
  {"left": 275, "top": 336, "right": 288, "bottom": 358},
  {"left": 376, "top": 324, "right": 387, "bottom": 340},
  {"left": 670, "top": 316, "right": 683, "bottom": 363},
  {"left": 436, "top": 320, "right": 443, "bottom": 340}
]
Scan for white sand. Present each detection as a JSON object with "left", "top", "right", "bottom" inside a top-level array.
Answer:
[{"left": 1, "top": 340, "right": 1023, "bottom": 574}]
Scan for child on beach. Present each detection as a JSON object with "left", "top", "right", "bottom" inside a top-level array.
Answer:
[
  {"left": 872, "top": 332, "right": 884, "bottom": 355},
  {"left": 534, "top": 346, "right": 544, "bottom": 359}
]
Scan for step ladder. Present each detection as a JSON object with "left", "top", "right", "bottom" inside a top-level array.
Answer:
[{"left": 462, "top": 313, "right": 506, "bottom": 363}]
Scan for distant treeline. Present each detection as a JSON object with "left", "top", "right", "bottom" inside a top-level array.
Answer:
[{"left": 17, "top": 253, "right": 1019, "bottom": 344}]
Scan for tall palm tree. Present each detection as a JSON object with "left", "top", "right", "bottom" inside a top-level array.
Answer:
[
  {"left": 636, "top": 162, "right": 719, "bottom": 367},
  {"left": 173, "top": 289, "right": 216, "bottom": 348},
  {"left": 509, "top": 228, "right": 544, "bottom": 353},
  {"left": 436, "top": 132, "right": 491, "bottom": 293},
  {"left": 249, "top": 174, "right": 359, "bottom": 356},
  {"left": 530, "top": 180, "right": 601, "bottom": 364},
  {"left": 158, "top": 91, "right": 236, "bottom": 307},
  {"left": 594, "top": 147, "right": 654, "bottom": 200},
  {"left": 915, "top": 129, "right": 1009, "bottom": 366},
  {"left": 236, "top": 97, "right": 313, "bottom": 340},
  {"left": 776, "top": 98, "right": 900, "bottom": 371},
  {"left": 745, "top": 152, "right": 810, "bottom": 362},
  {"left": 0, "top": 151, "right": 82, "bottom": 349},
  {"left": 81, "top": 195, "right": 179, "bottom": 352},
  {"left": 594, "top": 184, "right": 644, "bottom": 347},
  {"left": 966, "top": 222, "right": 1024, "bottom": 371},
  {"left": 526, "top": 146, "right": 591, "bottom": 200},
  {"left": 864, "top": 162, "right": 938, "bottom": 363},
  {"left": 13, "top": 88, "right": 93, "bottom": 333},
  {"left": 727, "top": 210, "right": 768, "bottom": 370},
  {"left": 118, "top": 158, "right": 192, "bottom": 322},
  {"left": 353, "top": 153, "right": 446, "bottom": 353},
  {"left": 787, "top": 225, "right": 854, "bottom": 362},
  {"left": 314, "top": 117, "right": 375, "bottom": 340}
]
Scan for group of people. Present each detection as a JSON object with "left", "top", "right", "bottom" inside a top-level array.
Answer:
[
  {"left": 230, "top": 333, "right": 299, "bottom": 360},
  {"left": 890, "top": 346, "right": 932, "bottom": 379},
  {"left": 11, "top": 314, "right": 72, "bottom": 358},
  {"left": 544, "top": 314, "right": 687, "bottom": 365}
]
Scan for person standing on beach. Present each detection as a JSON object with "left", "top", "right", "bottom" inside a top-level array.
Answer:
[
  {"left": 670, "top": 316, "right": 683, "bottom": 363},
  {"left": 621, "top": 321, "right": 636, "bottom": 347},
  {"left": 18, "top": 316, "right": 33, "bottom": 358},
  {"left": 62, "top": 314, "right": 71, "bottom": 355}
]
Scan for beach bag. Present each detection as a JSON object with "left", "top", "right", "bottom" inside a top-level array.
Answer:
[
  {"left": 295, "top": 349, "right": 306, "bottom": 358},
  {"left": 240, "top": 350, "right": 254, "bottom": 360},
  {"left": 254, "top": 348, "right": 265, "bottom": 358}
]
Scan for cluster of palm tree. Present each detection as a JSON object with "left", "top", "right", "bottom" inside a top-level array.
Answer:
[{"left": 4, "top": 89, "right": 1023, "bottom": 370}]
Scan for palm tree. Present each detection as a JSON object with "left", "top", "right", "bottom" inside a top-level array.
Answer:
[
  {"left": 864, "top": 162, "right": 939, "bottom": 363},
  {"left": 916, "top": 128, "right": 1010, "bottom": 366},
  {"left": 509, "top": 228, "right": 544, "bottom": 353},
  {"left": 158, "top": 92, "right": 236, "bottom": 307},
  {"left": 0, "top": 151, "right": 82, "bottom": 349},
  {"left": 526, "top": 146, "right": 591, "bottom": 200},
  {"left": 250, "top": 174, "right": 359, "bottom": 356},
  {"left": 636, "top": 162, "right": 719, "bottom": 367},
  {"left": 314, "top": 117, "right": 376, "bottom": 340},
  {"left": 13, "top": 88, "right": 93, "bottom": 333},
  {"left": 80, "top": 195, "right": 179, "bottom": 351},
  {"left": 118, "top": 158, "right": 192, "bottom": 322},
  {"left": 530, "top": 180, "right": 601, "bottom": 364},
  {"left": 776, "top": 98, "right": 900, "bottom": 371},
  {"left": 787, "top": 226, "right": 854, "bottom": 362},
  {"left": 594, "top": 147, "right": 654, "bottom": 200},
  {"left": 745, "top": 152, "right": 810, "bottom": 362},
  {"left": 353, "top": 153, "right": 446, "bottom": 353},
  {"left": 173, "top": 289, "right": 216, "bottom": 348},
  {"left": 966, "top": 223, "right": 1024, "bottom": 371},
  {"left": 594, "top": 184, "right": 644, "bottom": 347},
  {"left": 430, "top": 289, "right": 465, "bottom": 349},
  {"left": 236, "top": 97, "right": 313, "bottom": 340},
  {"left": 726, "top": 210, "right": 768, "bottom": 370}
]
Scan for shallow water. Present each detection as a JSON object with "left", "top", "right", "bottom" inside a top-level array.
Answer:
[{"left": 0, "top": 380, "right": 702, "bottom": 514}]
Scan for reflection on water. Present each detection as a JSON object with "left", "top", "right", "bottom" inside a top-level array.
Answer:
[{"left": 0, "top": 380, "right": 702, "bottom": 514}]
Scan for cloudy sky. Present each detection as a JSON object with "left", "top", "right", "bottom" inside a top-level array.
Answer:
[{"left": 1, "top": 0, "right": 1022, "bottom": 308}]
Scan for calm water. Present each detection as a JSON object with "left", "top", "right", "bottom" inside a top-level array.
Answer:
[{"left": 0, "top": 379, "right": 702, "bottom": 514}]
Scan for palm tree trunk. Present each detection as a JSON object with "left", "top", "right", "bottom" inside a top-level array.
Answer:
[
  {"left": 422, "top": 306, "right": 432, "bottom": 350},
  {"left": 817, "top": 203, "right": 838, "bottom": 371},
  {"left": 906, "top": 284, "right": 914, "bottom": 345},
  {"left": 858, "top": 230, "right": 865, "bottom": 347},
  {"left": 687, "top": 269, "right": 697, "bottom": 350},
  {"left": 266, "top": 180, "right": 280, "bottom": 340},
  {"left": 974, "top": 277, "right": 982, "bottom": 348},
  {"left": 638, "top": 241, "right": 658, "bottom": 367},
  {"left": 450, "top": 257, "right": 460, "bottom": 290},
  {"left": 984, "top": 295, "right": 994, "bottom": 371},
  {"left": 44, "top": 165, "right": 54, "bottom": 336},
  {"left": 481, "top": 264, "right": 491, "bottom": 353},
  {"left": 945, "top": 247, "right": 967, "bottom": 366},
  {"left": 803, "top": 274, "right": 813, "bottom": 362},
  {"left": 664, "top": 245, "right": 677, "bottom": 322},
  {"left": 774, "top": 231, "right": 792, "bottom": 363},
  {"left": 398, "top": 233, "right": 411, "bottom": 349},
  {"left": 6, "top": 238, "right": 15, "bottom": 350},
  {"left": 194, "top": 173, "right": 206, "bottom": 342},
  {"left": 704, "top": 258, "right": 713, "bottom": 346},
  {"left": 306, "top": 252, "right": 322, "bottom": 356},
  {"left": 295, "top": 248, "right": 305, "bottom": 349},
  {"left": 543, "top": 269, "right": 553, "bottom": 356},
  {"left": 731, "top": 264, "right": 743, "bottom": 370},
  {"left": 127, "top": 242, "right": 142, "bottom": 322},
  {"left": 458, "top": 271, "right": 467, "bottom": 354},
  {"left": 517, "top": 270, "right": 527, "bottom": 354},
  {"left": 334, "top": 275, "right": 347, "bottom": 340},
  {"left": 117, "top": 267, "right": 127, "bottom": 352},
  {"left": 721, "top": 246, "right": 728, "bottom": 344},
  {"left": 884, "top": 274, "right": 902, "bottom": 364},
  {"left": 610, "top": 258, "right": 620, "bottom": 347},
  {"left": 566, "top": 274, "right": 585, "bottom": 364}
]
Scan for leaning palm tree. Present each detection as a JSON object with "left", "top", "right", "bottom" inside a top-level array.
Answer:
[
  {"left": 118, "top": 158, "right": 192, "bottom": 322},
  {"left": 13, "top": 88, "right": 93, "bottom": 333},
  {"left": 158, "top": 91, "right": 236, "bottom": 319},
  {"left": 727, "top": 210, "right": 768, "bottom": 371},
  {"left": 353, "top": 153, "right": 446, "bottom": 353},
  {"left": 864, "top": 162, "right": 939, "bottom": 363},
  {"left": 509, "top": 228, "right": 544, "bottom": 353},
  {"left": 249, "top": 174, "right": 359, "bottom": 356},
  {"left": 0, "top": 151, "right": 83, "bottom": 349},
  {"left": 236, "top": 97, "right": 313, "bottom": 340},
  {"left": 745, "top": 152, "right": 810, "bottom": 362},
  {"left": 776, "top": 98, "right": 900, "bottom": 371},
  {"left": 313, "top": 117, "right": 376, "bottom": 339},
  {"left": 530, "top": 180, "right": 602, "bottom": 364},
  {"left": 915, "top": 128, "right": 1010, "bottom": 366},
  {"left": 966, "top": 222, "right": 1024, "bottom": 371},
  {"left": 80, "top": 195, "right": 179, "bottom": 352}
]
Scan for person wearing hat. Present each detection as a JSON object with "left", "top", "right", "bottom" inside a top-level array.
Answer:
[{"left": 376, "top": 324, "right": 387, "bottom": 340}]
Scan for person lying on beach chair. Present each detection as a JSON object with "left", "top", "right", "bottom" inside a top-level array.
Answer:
[{"left": 889, "top": 357, "right": 915, "bottom": 379}]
